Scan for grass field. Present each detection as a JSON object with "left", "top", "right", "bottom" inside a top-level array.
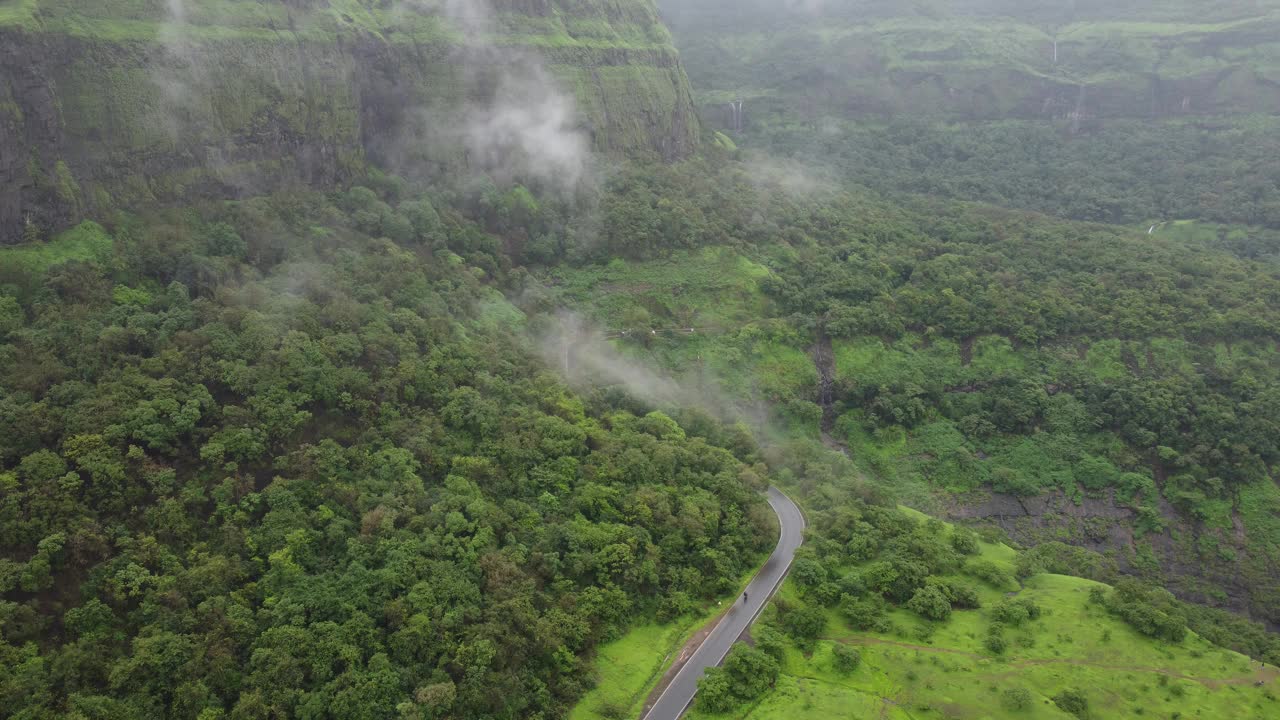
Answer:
[
  {"left": 544, "top": 247, "right": 773, "bottom": 333},
  {"left": 571, "top": 556, "right": 771, "bottom": 720},
  {"left": 683, "top": 514, "right": 1280, "bottom": 720},
  {"left": 551, "top": 247, "right": 1280, "bottom": 720},
  {"left": 0, "top": 0, "right": 672, "bottom": 50},
  {"left": 570, "top": 620, "right": 706, "bottom": 720},
  {"left": 542, "top": 246, "right": 820, "bottom": 417},
  {"left": 0, "top": 220, "right": 114, "bottom": 297}
]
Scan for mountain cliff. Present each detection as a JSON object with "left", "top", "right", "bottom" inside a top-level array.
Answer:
[{"left": 0, "top": 0, "right": 700, "bottom": 244}]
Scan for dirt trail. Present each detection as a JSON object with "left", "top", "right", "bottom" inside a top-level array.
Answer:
[{"left": 830, "top": 635, "right": 1280, "bottom": 689}]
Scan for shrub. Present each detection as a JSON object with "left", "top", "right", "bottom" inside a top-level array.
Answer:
[
  {"left": 1001, "top": 687, "right": 1033, "bottom": 711},
  {"left": 966, "top": 559, "right": 1013, "bottom": 588},
  {"left": 932, "top": 578, "right": 981, "bottom": 609},
  {"left": 985, "top": 630, "right": 1008, "bottom": 655},
  {"left": 783, "top": 605, "right": 828, "bottom": 648},
  {"left": 950, "top": 528, "right": 981, "bottom": 555},
  {"left": 813, "top": 581, "right": 843, "bottom": 607},
  {"left": 1105, "top": 579, "right": 1188, "bottom": 643},
  {"left": 906, "top": 584, "right": 952, "bottom": 621},
  {"left": 596, "top": 701, "right": 628, "bottom": 719},
  {"left": 698, "top": 644, "right": 781, "bottom": 712},
  {"left": 697, "top": 668, "right": 736, "bottom": 713},
  {"left": 754, "top": 626, "right": 787, "bottom": 663},
  {"left": 990, "top": 598, "right": 1041, "bottom": 627},
  {"left": 841, "top": 595, "right": 889, "bottom": 631},
  {"left": 832, "top": 644, "right": 861, "bottom": 673},
  {"left": 1015, "top": 542, "right": 1110, "bottom": 581},
  {"left": 1053, "top": 689, "right": 1090, "bottom": 719},
  {"left": 657, "top": 590, "right": 694, "bottom": 622},
  {"left": 792, "top": 556, "right": 829, "bottom": 587}
]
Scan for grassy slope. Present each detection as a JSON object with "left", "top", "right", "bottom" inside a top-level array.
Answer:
[
  {"left": 554, "top": 246, "right": 1280, "bottom": 718},
  {"left": 0, "top": 221, "right": 114, "bottom": 295},
  {"left": 700, "top": 515, "right": 1277, "bottom": 720},
  {"left": 573, "top": 501, "right": 1279, "bottom": 720},
  {"left": 1, "top": 0, "right": 674, "bottom": 49},
  {"left": 571, "top": 557, "right": 772, "bottom": 720},
  {"left": 542, "top": 248, "right": 809, "bottom": 405}
]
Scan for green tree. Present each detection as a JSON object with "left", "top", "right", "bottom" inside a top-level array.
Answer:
[
  {"left": 0, "top": 296, "right": 21, "bottom": 337},
  {"left": 906, "top": 584, "right": 952, "bottom": 621},
  {"left": 1002, "top": 687, "right": 1033, "bottom": 711},
  {"left": 783, "top": 604, "right": 828, "bottom": 647},
  {"left": 832, "top": 644, "right": 861, "bottom": 674},
  {"left": 1053, "top": 688, "right": 1090, "bottom": 719}
]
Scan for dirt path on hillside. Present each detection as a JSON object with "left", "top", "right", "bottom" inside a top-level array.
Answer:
[{"left": 829, "top": 635, "right": 1280, "bottom": 689}]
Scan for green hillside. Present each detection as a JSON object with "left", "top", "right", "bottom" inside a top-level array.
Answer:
[
  {"left": 572, "top": 488, "right": 1280, "bottom": 720},
  {"left": 0, "top": 179, "right": 781, "bottom": 720},
  {"left": 539, "top": 159, "right": 1280, "bottom": 636},
  {"left": 4, "top": 2, "right": 1280, "bottom": 720}
]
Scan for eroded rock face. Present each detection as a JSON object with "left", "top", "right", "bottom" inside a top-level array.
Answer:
[
  {"left": 1, "top": 32, "right": 63, "bottom": 240},
  {"left": 948, "top": 488, "right": 1280, "bottom": 631},
  {"left": 0, "top": 0, "right": 700, "bottom": 244}
]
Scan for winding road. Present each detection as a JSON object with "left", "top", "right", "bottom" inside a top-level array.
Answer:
[{"left": 642, "top": 487, "right": 806, "bottom": 720}]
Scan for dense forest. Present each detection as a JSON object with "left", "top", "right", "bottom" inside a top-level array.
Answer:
[
  {"left": 753, "top": 118, "right": 1280, "bottom": 229},
  {"left": 0, "top": 182, "right": 775, "bottom": 719},
  {"left": 545, "top": 156, "right": 1280, "bottom": 629}
]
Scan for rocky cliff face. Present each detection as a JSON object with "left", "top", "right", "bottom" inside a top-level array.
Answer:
[
  {"left": 0, "top": 0, "right": 700, "bottom": 244},
  {"left": 948, "top": 489, "right": 1280, "bottom": 631}
]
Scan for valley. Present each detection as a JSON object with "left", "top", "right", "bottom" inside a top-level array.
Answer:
[{"left": 3, "top": 2, "right": 1280, "bottom": 720}]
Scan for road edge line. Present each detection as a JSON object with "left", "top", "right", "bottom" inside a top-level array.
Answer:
[{"left": 642, "top": 488, "right": 803, "bottom": 720}]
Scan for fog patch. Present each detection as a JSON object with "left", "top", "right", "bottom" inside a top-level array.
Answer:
[
  {"left": 155, "top": 0, "right": 201, "bottom": 141},
  {"left": 388, "top": 0, "right": 594, "bottom": 194},
  {"left": 742, "top": 152, "right": 839, "bottom": 200},
  {"left": 535, "top": 311, "right": 777, "bottom": 435},
  {"left": 538, "top": 311, "right": 684, "bottom": 407},
  {"left": 783, "top": 0, "right": 833, "bottom": 14}
]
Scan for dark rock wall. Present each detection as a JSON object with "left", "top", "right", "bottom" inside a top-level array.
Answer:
[{"left": 0, "top": 0, "right": 700, "bottom": 244}]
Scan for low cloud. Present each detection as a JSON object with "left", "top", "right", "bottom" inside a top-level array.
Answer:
[
  {"left": 535, "top": 311, "right": 776, "bottom": 436},
  {"left": 393, "top": 0, "right": 594, "bottom": 193},
  {"left": 538, "top": 312, "right": 685, "bottom": 407},
  {"left": 153, "top": 0, "right": 592, "bottom": 194},
  {"left": 742, "top": 152, "right": 839, "bottom": 200}
]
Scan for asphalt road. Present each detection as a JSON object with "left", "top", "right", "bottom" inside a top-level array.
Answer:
[{"left": 641, "top": 487, "right": 806, "bottom": 720}]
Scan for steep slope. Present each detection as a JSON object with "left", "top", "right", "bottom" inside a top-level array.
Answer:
[{"left": 0, "top": 0, "right": 700, "bottom": 244}]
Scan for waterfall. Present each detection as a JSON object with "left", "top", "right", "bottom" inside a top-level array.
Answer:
[{"left": 727, "top": 100, "right": 745, "bottom": 133}]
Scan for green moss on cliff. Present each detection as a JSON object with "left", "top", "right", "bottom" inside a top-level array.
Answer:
[
  {"left": 52, "top": 160, "right": 81, "bottom": 212},
  {"left": 562, "top": 63, "right": 698, "bottom": 157},
  {"left": 0, "top": 220, "right": 113, "bottom": 296},
  {"left": 0, "top": 0, "right": 700, "bottom": 243},
  {"left": 0, "top": 0, "right": 39, "bottom": 30}
]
